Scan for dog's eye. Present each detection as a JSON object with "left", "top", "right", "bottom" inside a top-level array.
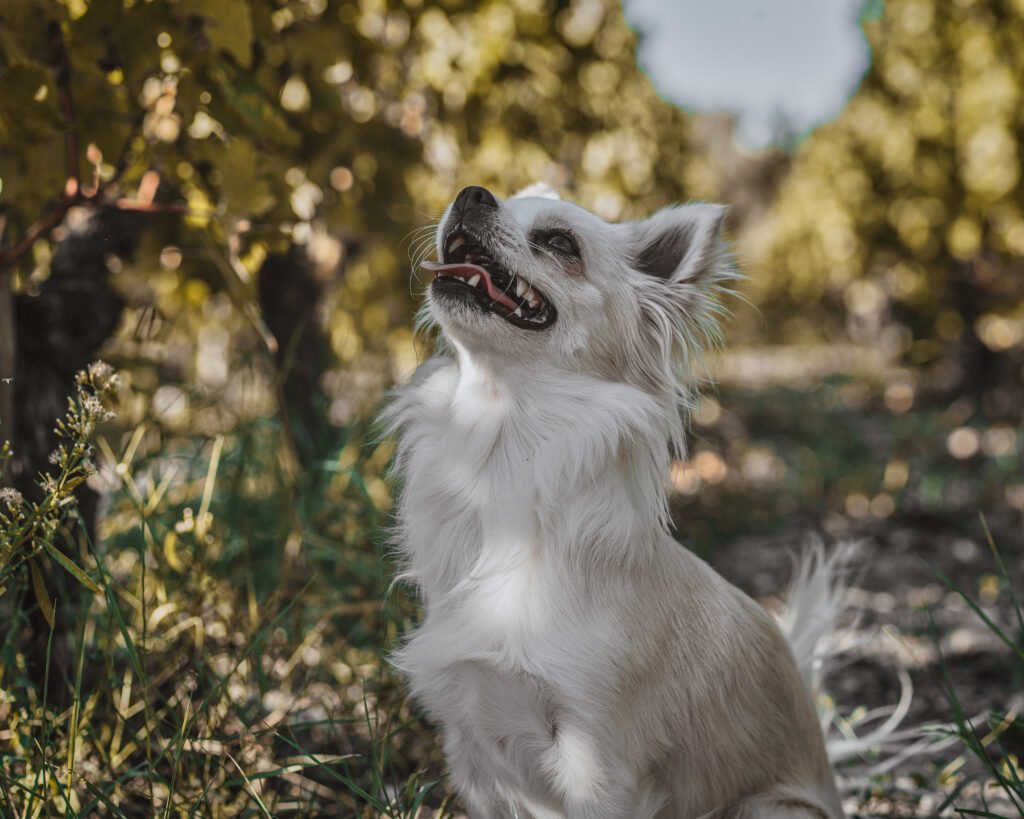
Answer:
[{"left": 545, "top": 232, "right": 578, "bottom": 256}]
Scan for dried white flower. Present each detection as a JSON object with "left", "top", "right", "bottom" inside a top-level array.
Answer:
[{"left": 84, "top": 360, "right": 120, "bottom": 393}]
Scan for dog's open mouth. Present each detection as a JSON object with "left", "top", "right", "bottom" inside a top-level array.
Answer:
[{"left": 422, "top": 229, "right": 556, "bottom": 330}]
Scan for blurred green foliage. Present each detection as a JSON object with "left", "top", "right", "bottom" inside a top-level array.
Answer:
[
  {"left": 0, "top": 0, "right": 704, "bottom": 429},
  {"left": 2, "top": 0, "right": 1023, "bottom": 398},
  {"left": 747, "top": 0, "right": 1024, "bottom": 379}
]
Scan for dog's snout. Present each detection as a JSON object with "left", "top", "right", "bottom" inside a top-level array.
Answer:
[{"left": 454, "top": 186, "right": 498, "bottom": 214}]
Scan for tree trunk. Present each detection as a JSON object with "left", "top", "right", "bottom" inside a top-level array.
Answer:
[{"left": 0, "top": 216, "right": 15, "bottom": 469}]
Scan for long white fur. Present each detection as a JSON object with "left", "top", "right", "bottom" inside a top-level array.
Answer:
[{"left": 384, "top": 189, "right": 847, "bottom": 818}]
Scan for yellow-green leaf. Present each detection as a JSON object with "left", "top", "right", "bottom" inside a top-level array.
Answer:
[
  {"left": 180, "top": 0, "right": 254, "bottom": 67},
  {"left": 29, "top": 559, "right": 55, "bottom": 630},
  {"left": 42, "top": 540, "right": 101, "bottom": 594}
]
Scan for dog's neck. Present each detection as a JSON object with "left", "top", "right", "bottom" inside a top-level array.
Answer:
[{"left": 388, "top": 343, "right": 675, "bottom": 604}]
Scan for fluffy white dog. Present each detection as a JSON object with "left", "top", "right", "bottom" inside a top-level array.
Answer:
[{"left": 384, "top": 185, "right": 846, "bottom": 818}]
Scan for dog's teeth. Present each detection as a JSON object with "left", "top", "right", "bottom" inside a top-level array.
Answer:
[
  {"left": 467, "top": 274, "right": 481, "bottom": 287},
  {"left": 515, "top": 279, "right": 527, "bottom": 297},
  {"left": 514, "top": 307, "right": 522, "bottom": 317},
  {"left": 448, "top": 235, "right": 465, "bottom": 253},
  {"left": 524, "top": 287, "right": 538, "bottom": 305}
]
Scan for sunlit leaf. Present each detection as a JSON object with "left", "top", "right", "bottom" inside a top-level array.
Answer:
[
  {"left": 29, "top": 559, "right": 55, "bottom": 630},
  {"left": 41, "top": 539, "right": 101, "bottom": 594},
  {"left": 180, "top": 0, "right": 254, "bottom": 67}
]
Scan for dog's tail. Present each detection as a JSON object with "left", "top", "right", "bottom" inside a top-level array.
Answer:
[
  {"left": 780, "top": 542, "right": 851, "bottom": 697},
  {"left": 780, "top": 543, "right": 915, "bottom": 765}
]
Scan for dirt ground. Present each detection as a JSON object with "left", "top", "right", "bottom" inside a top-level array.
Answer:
[{"left": 708, "top": 494, "right": 1022, "bottom": 817}]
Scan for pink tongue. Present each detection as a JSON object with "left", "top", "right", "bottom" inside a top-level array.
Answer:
[{"left": 421, "top": 260, "right": 520, "bottom": 312}]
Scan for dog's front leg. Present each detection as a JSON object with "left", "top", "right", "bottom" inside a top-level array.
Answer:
[
  {"left": 444, "top": 726, "right": 524, "bottom": 818},
  {"left": 560, "top": 777, "right": 665, "bottom": 819},
  {"left": 708, "top": 786, "right": 838, "bottom": 819},
  {"left": 543, "top": 720, "right": 664, "bottom": 819}
]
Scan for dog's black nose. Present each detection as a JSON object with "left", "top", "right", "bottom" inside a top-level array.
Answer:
[{"left": 454, "top": 185, "right": 498, "bottom": 213}]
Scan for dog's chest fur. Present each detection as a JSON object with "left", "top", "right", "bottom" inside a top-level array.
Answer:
[
  {"left": 388, "top": 357, "right": 675, "bottom": 811},
  {"left": 392, "top": 358, "right": 648, "bottom": 663}
]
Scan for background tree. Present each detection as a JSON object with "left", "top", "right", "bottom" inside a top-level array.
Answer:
[
  {"left": 0, "top": 0, "right": 709, "bottom": 461},
  {"left": 745, "top": 0, "right": 1024, "bottom": 409}
]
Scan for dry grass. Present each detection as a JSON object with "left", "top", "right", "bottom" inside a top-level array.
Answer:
[{"left": 0, "top": 366, "right": 453, "bottom": 817}]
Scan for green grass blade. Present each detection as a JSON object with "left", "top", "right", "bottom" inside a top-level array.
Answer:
[
  {"left": 104, "top": 584, "right": 146, "bottom": 681},
  {"left": 273, "top": 730, "right": 388, "bottom": 809},
  {"left": 41, "top": 539, "right": 101, "bottom": 593},
  {"left": 978, "top": 512, "right": 1024, "bottom": 641},
  {"left": 28, "top": 559, "right": 55, "bottom": 631},
  {"left": 226, "top": 751, "right": 273, "bottom": 818},
  {"left": 163, "top": 686, "right": 195, "bottom": 819},
  {"left": 66, "top": 610, "right": 89, "bottom": 802},
  {"left": 78, "top": 778, "right": 132, "bottom": 819},
  {"left": 926, "top": 560, "right": 1024, "bottom": 661},
  {"left": 932, "top": 609, "right": 1024, "bottom": 817}
]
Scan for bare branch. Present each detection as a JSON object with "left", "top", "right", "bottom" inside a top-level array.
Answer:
[
  {"left": 112, "top": 199, "right": 188, "bottom": 214},
  {"left": 0, "top": 200, "right": 74, "bottom": 269},
  {"left": 0, "top": 26, "right": 178, "bottom": 272}
]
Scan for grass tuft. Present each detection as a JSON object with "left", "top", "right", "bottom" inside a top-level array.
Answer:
[
  {"left": 929, "top": 515, "right": 1024, "bottom": 818},
  {"left": 0, "top": 365, "right": 454, "bottom": 817}
]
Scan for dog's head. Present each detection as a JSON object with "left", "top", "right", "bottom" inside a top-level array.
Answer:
[{"left": 423, "top": 185, "right": 734, "bottom": 411}]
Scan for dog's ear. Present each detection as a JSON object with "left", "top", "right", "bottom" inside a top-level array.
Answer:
[
  {"left": 629, "top": 204, "right": 727, "bottom": 284},
  {"left": 625, "top": 203, "right": 735, "bottom": 384},
  {"left": 616, "top": 204, "right": 734, "bottom": 446}
]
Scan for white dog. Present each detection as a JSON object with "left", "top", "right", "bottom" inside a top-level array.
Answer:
[{"left": 384, "top": 185, "right": 846, "bottom": 818}]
